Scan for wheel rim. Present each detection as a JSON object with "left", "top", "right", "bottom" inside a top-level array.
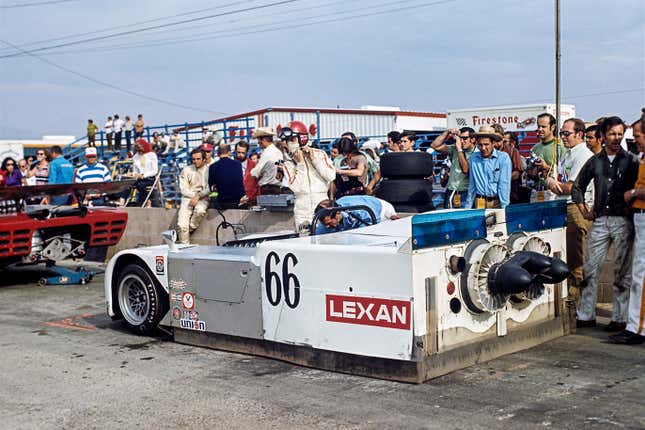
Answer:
[{"left": 118, "top": 274, "right": 150, "bottom": 325}]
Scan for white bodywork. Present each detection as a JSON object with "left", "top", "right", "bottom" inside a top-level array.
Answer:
[{"left": 105, "top": 206, "right": 567, "bottom": 363}]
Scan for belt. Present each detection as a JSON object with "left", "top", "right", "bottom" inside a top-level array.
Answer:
[{"left": 475, "top": 194, "right": 499, "bottom": 202}]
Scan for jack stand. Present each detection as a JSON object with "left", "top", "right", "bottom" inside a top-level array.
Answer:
[{"left": 38, "top": 264, "right": 96, "bottom": 286}]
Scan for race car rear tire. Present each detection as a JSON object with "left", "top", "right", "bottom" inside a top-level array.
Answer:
[
  {"left": 379, "top": 152, "right": 433, "bottom": 179},
  {"left": 116, "top": 263, "right": 167, "bottom": 335},
  {"left": 375, "top": 179, "right": 434, "bottom": 204}
]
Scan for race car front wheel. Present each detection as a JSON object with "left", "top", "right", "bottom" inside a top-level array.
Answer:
[{"left": 117, "top": 263, "right": 167, "bottom": 335}]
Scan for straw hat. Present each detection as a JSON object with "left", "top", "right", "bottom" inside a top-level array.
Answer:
[
  {"left": 252, "top": 127, "right": 275, "bottom": 139},
  {"left": 473, "top": 125, "right": 503, "bottom": 141}
]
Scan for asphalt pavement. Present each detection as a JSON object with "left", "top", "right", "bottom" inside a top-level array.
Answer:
[{"left": 0, "top": 265, "right": 643, "bottom": 430}]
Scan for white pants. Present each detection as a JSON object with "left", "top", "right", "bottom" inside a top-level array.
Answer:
[
  {"left": 177, "top": 198, "right": 209, "bottom": 244},
  {"left": 627, "top": 213, "right": 645, "bottom": 335},
  {"left": 294, "top": 192, "right": 328, "bottom": 233},
  {"left": 577, "top": 216, "right": 633, "bottom": 322}
]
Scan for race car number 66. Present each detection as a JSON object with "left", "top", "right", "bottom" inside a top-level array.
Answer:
[{"left": 264, "top": 252, "right": 300, "bottom": 308}]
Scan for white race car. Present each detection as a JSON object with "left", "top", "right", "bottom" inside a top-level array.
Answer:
[{"left": 105, "top": 201, "right": 570, "bottom": 382}]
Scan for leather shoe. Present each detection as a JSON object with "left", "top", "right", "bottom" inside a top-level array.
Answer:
[
  {"left": 608, "top": 330, "right": 645, "bottom": 345},
  {"left": 603, "top": 321, "right": 627, "bottom": 332},
  {"left": 576, "top": 319, "right": 596, "bottom": 328}
]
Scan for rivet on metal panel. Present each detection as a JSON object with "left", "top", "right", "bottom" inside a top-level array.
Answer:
[{"left": 413, "top": 239, "right": 417, "bottom": 245}]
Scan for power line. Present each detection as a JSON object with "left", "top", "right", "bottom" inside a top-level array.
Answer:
[
  {"left": 1, "top": 0, "right": 78, "bottom": 8},
  {"left": 0, "top": 0, "right": 300, "bottom": 59},
  {"left": 0, "top": 39, "right": 229, "bottom": 115},
  {"left": 15, "top": 0, "right": 458, "bottom": 57},
  {"left": 0, "top": 0, "right": 254, "bottom": 52}
]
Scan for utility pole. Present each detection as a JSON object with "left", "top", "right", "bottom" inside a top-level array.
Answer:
[
  {"left": 555, "top": 0, "right": 561, "bottom": 150},
  {"left": 551, "top": 0, "right": 561, "bottom": 177}
]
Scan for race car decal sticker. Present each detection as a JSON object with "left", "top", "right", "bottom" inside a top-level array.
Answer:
[
  {"left": 179, "top": 319, "right": 206, "bottom": 332},
  {"left": 172, "top": 307, "right": 181, "bottom": 320},
  {"left": 325, "top": 294, "right": 411, "bottom": 330},
  {"left": 264, "top": 251, "right": 300, "bottom": 309},
  {"left": 155, "top": 256, "right": 164, "bottom": 275},
  {"left": 182, "top": 292, "right": 195, "bottom": 310},
  {"left": 169, "top": 278, "right": 187, "bottom": 290}
]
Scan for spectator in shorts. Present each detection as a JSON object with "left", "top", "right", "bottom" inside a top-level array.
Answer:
[{"left": 87, "top": 119, "right": 99, "bottom": 147}]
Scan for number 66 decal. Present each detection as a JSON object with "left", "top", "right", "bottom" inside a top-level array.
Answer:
[{"left": 264, "top": 251, "right": 300, "bottom": 308}]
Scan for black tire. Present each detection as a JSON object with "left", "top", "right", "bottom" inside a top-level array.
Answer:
[
  {"left": 393, "top": 203, "right": 435, "bottom": 214},
  {"left": 116, "top": 263, "right": 167, "bottom": 335},
  {"left": 379, "top": 152, "right": 433, "bottom": 179},
  {"left": 375, "top": 179, "right": 434, "bottom": 204}
]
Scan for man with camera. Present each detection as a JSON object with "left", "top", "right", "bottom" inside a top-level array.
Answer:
[
  {"left": 280, "top": 120, "right": 336, "bottom": 233},
  {"left": 528, "top": 113, "right": 564, "bottom": 192},
  {"left": 430, "top": 127, "right": 476, "bottom": 208}
]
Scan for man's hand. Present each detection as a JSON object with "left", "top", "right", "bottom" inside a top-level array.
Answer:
[
  {"left": 189, "top": 196, "right": 199, "bottom": 207},
  {"left": 292, "top": 149, "right": 304, "bottom": 163},
  {"left": 577, "top": 203, "right": 594, "bottom": 221},
  {"left": 546, "top": 177, "right": 563, "bottom": 194},
  {"left": 624, "top": 189, "right": 635, "bottom": 204},
  {"left": 455, "top": 134, "right": 463, "bottom": 151}
]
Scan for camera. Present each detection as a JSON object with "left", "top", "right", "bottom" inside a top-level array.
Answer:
[{"left": 527, "top": 153, "right": 542, "bottom": 167}]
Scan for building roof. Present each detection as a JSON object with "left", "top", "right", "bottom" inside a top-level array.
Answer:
[{"left": 213, "top": 107, "right": 446, "bottom": 122}]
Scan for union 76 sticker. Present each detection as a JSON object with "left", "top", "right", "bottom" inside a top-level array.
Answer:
[{"left": 182, "top": 292, "right": 195, "bottom": 310}]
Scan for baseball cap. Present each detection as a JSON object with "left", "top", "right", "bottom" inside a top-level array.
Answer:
[{"left": 85, "top": 147, "right": 98, "bottom": 157}]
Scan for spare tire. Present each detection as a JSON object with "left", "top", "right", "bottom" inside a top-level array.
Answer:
[
  {"left": 393, "top": 203, "right": 435, "bottom": 214},
  {"left": 376, "top": 179, "right": 434, "bottom": 204},
  {"left": 380, "top": 152, "right": 433, "bottom": 179}
]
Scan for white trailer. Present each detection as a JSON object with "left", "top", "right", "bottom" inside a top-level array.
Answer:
[{"left": 447, "top": 104, "right": 576, "bottom": 132}]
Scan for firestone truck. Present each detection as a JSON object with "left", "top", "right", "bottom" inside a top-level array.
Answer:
[{"left": 106, "top": 201, "right": 571, "bottom": 383}]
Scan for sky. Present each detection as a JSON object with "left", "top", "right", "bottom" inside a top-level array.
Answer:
[{"left": 0, "top": 0, "right": 643, "bottom": 139}]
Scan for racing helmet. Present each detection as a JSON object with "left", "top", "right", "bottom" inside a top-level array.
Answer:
[{"left": 279, "top": 120, "right": 309, "bottom": 146}]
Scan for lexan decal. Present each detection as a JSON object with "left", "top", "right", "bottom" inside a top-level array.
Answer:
[
  {"left": 325, "top": 295, "right": 411, "bottom": 330},
  {"left": 155, "top": 256, "right": 164, "bottom": 275}
]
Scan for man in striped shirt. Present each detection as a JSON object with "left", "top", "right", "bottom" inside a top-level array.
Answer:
[{"left": 75, "top": 147, "right": 111, "bottom": 206}]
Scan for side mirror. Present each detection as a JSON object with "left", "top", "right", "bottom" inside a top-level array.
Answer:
[{"left": 162, "top": 230, "right": 177, "bottom": 251}]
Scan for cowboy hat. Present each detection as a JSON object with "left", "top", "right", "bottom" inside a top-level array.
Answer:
[
  {"left": 252, "top": 127, "right": 275, "bottom": 139},
  {"left": 473, "top": 125, "right": 503, "bottom": 141}
]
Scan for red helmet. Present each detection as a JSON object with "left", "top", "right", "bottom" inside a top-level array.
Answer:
[{"left": 287, "top": 120, "right": 309, "bottom": 146}]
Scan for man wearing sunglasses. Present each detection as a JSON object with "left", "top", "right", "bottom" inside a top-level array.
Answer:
[
  {"left": 430, "top": 127, "right": 476, "bottom": 208},
  {"left": 177, "top": 148, "right": 210, "bottom": 244},
  {"left": 279, "top": 120, "right": 336, "bottom": 233},
  {"left": 543, "top": 118, "right": 594, "bottom": 305}
]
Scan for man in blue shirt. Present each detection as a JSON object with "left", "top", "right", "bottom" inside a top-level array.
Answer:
[
  {"left": 313, "top": 195, "right": 399, "bottom": 235},
  {"left": 464, "top": 126, "right": 512, "bottom": 209},
  {"left": 48, "top": 145, "right": 75, "bottom": 205},
  {"left": 208, "top": 143, "right": 245, "bottom": 209}
]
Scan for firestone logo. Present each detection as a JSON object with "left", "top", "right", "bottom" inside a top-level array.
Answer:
[{"left": 325, "top": 294, "right": 411, "bottom": 330}]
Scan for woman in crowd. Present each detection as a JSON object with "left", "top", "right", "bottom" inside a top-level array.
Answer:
[
  {"left": 125, "top": 138, "right": 161, "bottom": 207},
  {"left": 333, "top": 134, "right": 368, "bottom": 198},
  {"left": 27, "top": 149, "right": 50, "bottom": 185},
  {"left": 2, "top": 157, "right": 25, "bottom": 186}
]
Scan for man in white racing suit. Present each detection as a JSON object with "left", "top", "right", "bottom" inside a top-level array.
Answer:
[
  {"left": 177, "top": 148, "right": 210, "bottom": 244},
  {"left": 280, "top": 121, "right": 336, "bottom": 233}
]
